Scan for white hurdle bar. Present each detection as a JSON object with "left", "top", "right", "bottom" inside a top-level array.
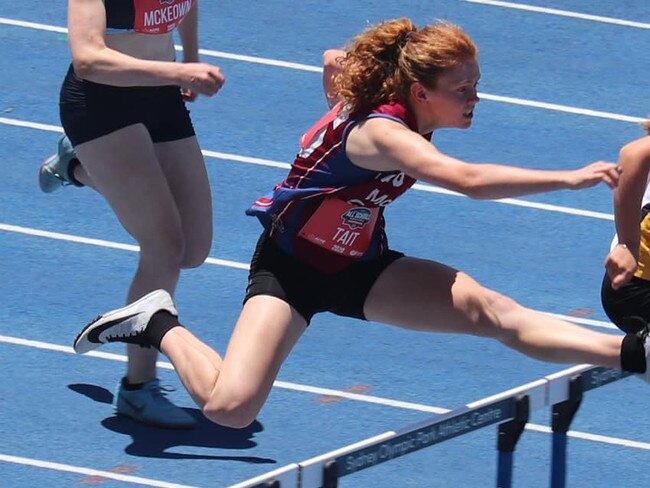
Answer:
[{"left": 228, "top": 364, "right": 633, "bottom": 488}]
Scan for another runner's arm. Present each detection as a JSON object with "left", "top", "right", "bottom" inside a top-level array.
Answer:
[
  {"left": 67, "top": 0, "right": 222, "bottom": 95},
  {"left": 604, "top": 137, "right": 650, "bottom": 288},
  {"left": 346, "top": 117, "right": 619, "bottom": 200},
  {"left": 177, "top": 0, "right": 199, "bottom": 63},
  {"left": 613, "top": 137, "right": 650, "bottom": 257},
  {"left": 177, "top": 1, "right": 205, "bottom": 101}
]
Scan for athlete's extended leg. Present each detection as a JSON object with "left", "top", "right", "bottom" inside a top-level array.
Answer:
[
  {"left": 364, "top": 257, "right": 624, "bottom": 368},
  {"left": 161, "top": 295, "right": 307, "bottom": 427},
  {"left": 74, "top": 292, "right": 308, "bottom": 428}
]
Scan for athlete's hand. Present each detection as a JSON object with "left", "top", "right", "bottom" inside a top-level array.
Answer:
[
  {"left": 566, "top": 161, "right": 620, "bottom": 190},
  {"left": 180, "top": 63, "right": 225, "bottom": 97},
  {"left": 181, "top": 88, "right": 197, "bottom": 102},
  {"left": 605, "top": 244, "right": 637, "bottom": 289}
]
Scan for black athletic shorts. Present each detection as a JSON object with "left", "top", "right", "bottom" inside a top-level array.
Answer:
[
  {"left": 601, "top": 273, "right": 650, "bottom": 333},
  {"left": 59, "top": 64, "right": 195, "bottom": 146},
  {"left": 244, "top": 231, "right": 405, "bottom": 324}
]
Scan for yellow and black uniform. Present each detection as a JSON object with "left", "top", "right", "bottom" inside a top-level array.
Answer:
[
  {"left": 602, "top": 198, "right": 650, "bottom": 333},
  {"left": 634, "top": 207, "right": 650, "bottom": 280}
]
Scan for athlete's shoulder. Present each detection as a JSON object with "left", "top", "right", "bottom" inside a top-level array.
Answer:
[{"left": 368, "top": 102, "right": 418, "bottom": 132}]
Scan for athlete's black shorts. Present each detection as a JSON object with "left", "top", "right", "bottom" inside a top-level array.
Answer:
[
  {"left": 244, "top": 231, "right": 405, "bottom": 324},
  {"left": 601, "top": 273, "right": 650, "bottom": 333},
  {"left": 59, "top": 64, "right": 195, "bottom": 146}
]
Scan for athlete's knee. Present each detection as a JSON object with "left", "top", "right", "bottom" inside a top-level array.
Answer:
[
  {"left": 179, "top": 226, "right": 212, "bottom": 269},
  {"left": 483, "top": 288, "right": 521, "bottom": 316},
  {"left": 467, "top": 285, "right": 522, "bottom": 337},
  {"left": 202, "top": 394, "right": 261, "bottom": 429},
  {"left": 139, "top": 225, "right": 186, "bottom": 268},
  {"left": 180, "top": 240, "right": 211, "bottom": 269}
]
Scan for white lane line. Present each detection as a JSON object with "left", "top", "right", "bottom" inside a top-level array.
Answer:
[
  {"left": 0, "top": 17, "right": 646, "bottom": 124},
  {"left": 201, "top": 149, "right": 292, "bottom": 171},
  {"left": 0, "top": 222, "right": 620, "bottom": 332},
  {"left": 545, "top": 313, "right": 617, "bottom": 331},
  {"left": 0, "top": 116, "right": 616, "bottom": 221},
  {"left": 464, "top": 0, "right": 650, "bottom": 29},
  {"left": 0, "top": 17, "right": 320, "bottom": 72},
  {"left": 0, "top": 17, "right": 67, "bottom": 33},
  {"left": 0, "top": 334, "right": 447, "bottom": 414},
  {"left": 525, "top": 424, "right": 650, "bottom": 450},
  {"left": 0, "top": 453, "right": 201, "bottom": 488},
  {"left": 196, "top": 47, "right": 322, "bottom": 72},
  {"left": 409, "top": 184, "right": 614, "bottom": 221},
  {"left": 0, "top": 223, "right": 249, "bottom": 270},
  {"left": 0, "top": 116, "right": 63, "bottom": 133},
  {"left": 1, "top": 334, "right": 647, "bottom": 451},
  {"left": 478, "top": 93, "right": 646, "bottom": 124}
]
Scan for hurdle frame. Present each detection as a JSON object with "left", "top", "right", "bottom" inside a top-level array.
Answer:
[{"left": 228, "top": 364, "right": 633, "bottom": 488}]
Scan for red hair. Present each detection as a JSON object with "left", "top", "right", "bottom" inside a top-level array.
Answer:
[{"left": 334, "top": 18, "right": 477, "bottom": 116}]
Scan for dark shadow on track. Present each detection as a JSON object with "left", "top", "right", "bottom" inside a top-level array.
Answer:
[{"left": 68, "top": 383, "right": 276, "bottom": 464}]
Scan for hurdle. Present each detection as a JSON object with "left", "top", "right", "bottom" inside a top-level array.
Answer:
[{"left": 229, "top": 364, "right": 632, "bottom": 488}]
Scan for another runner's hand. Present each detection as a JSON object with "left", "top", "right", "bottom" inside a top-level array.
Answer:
[
  {"left": 566, "top": 161, "right": 620, "bottom": 190},
  {"left": 181, "top": 63, "right": 225, "bottom": 97},
  {"left": 181, "top": 89, "right": 197, "bottom": 102},
  {"left": 605, "top": 244, "right": 637, "bottom": 289}
]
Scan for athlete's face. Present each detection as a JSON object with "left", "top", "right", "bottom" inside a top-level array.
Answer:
[{"left": 415, "top": 58, "right": 481, "bottom": 132}]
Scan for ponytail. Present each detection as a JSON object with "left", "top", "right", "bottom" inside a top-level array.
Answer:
[{"left": 335, "top": 18, "right": 417, "bottom": 116}]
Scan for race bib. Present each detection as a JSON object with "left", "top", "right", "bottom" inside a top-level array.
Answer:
[
  {"left": 298, "top": 199, "right": 379, "bottom": 258},
  {"left": 133, "top": 0, "right": 194, "bottom": 35}
]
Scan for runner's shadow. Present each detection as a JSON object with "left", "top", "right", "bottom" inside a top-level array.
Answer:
[{"left": 68, "top": 383, "right": 276, "bottom": 464}]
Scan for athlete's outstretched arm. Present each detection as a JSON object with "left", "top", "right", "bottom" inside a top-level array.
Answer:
[{"left": 346, "top": 118, "right": 619, "bottom": 200}]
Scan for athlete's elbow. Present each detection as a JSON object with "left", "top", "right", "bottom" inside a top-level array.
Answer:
[
  {"left": 71, "top": 46, "right": 107, "bottom": 80},
  {"left": 72, "top": 56, "right": 98, "bottom": 79},
  {"left": 452, "top": 176, "right": 488, "bottom": 199},
  {"left": 464, "top": 185, "right": 495, "bottom": 200},
  {"left": 437, "top": 164, "right": 489, "bottom": 199},
  {"left": 323, "top": 49, "right": 346, "bottom": 67}
]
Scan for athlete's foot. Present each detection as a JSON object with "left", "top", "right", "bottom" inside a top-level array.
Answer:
[
  {"left": 38, "top": 135, "right": 82, "bottom": 193},
  {"left": 73, "top": 290, "right": 176, "bottom": 354},
  {"left": 114, "top": 377, "right": 196, "bottom": 429}
]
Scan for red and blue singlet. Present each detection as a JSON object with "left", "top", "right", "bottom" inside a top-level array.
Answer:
[{"left": 247, "top": 101, "right": 430, "bottom": 272}]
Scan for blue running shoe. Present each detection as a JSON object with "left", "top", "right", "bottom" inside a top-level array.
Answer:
[
  {"left": 114, "top": 378, "right": 197, "bottom": 429},
  {"left": 38, "top": 135, "right": 82, "bottom": 193},
  {"left": 73, "top": 289, "right": 177, "bottom": 354}
]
